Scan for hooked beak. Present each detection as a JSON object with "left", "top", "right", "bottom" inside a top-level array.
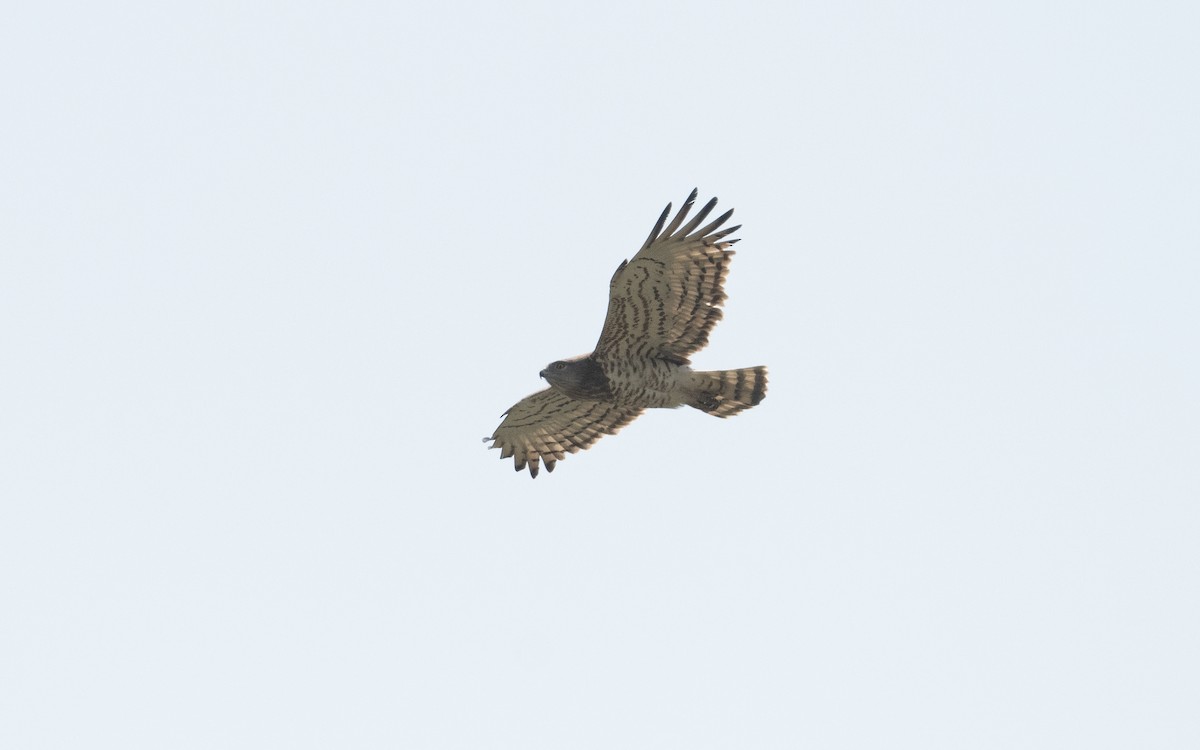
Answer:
[{"left": 539, "top": 370, "right": 548, "bottom": 379}]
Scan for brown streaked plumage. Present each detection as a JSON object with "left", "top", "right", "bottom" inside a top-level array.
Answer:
[{"left": 485, "top": 189, "right": 768, "bottom": 477}]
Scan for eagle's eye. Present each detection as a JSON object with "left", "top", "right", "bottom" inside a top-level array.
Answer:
[{"left": 554, "top": 362, "right": 567, "bottom": 371}]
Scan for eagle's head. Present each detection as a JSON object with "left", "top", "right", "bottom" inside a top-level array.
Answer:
[{"left": 540, "top": 356, "right": 613, "bottom": 401}]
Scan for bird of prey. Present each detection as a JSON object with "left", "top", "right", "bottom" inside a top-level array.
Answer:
[{"left": 484, "top": 189, "right": 767, "bottom": 477}]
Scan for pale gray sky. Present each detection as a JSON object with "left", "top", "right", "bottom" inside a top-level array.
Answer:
[{"left": 2, "top": 1, "right": 1198, "bottom": 748}]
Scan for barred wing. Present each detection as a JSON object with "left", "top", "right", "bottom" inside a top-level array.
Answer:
[
  {"left": 484, "top": 388, "right": 644, "bottom": 478},
  {"left": 594, "top": 189, "right": 741, "bottom": 365}
]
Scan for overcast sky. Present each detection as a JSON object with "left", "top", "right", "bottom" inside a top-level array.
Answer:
[{"left": 2, "top": 1, "right": 1198, "bottom": 748}]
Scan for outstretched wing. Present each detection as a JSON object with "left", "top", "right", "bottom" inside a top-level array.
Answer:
[
  {"left": 594, "top": 189, "right": 741, "bottom": 365},
  {"left": 484, "top": 388, "right": 644, "bottom": 478}
]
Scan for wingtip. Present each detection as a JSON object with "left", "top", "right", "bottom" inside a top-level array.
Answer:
[{"left": 643, "top": 202, "right": 672, "bottom": 250}]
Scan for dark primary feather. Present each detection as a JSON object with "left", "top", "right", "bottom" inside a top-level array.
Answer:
[
  {"left": 659, "top": 189, "right": 700, "bottom": 238},
  {"left": 640, "top": 203, "right": 672, "bottom": 252}
]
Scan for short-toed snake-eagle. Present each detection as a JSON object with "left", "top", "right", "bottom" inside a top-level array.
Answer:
[{"left": 485, "top": 189, "right": 768, "bottom": 477}]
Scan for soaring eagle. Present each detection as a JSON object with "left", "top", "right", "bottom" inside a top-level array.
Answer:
[{"left": 485, "top": 189, "right": 767, "bottom": 477}]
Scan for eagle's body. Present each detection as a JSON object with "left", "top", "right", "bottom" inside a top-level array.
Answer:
[
  {"left": 595, "top": 355, "right": 680, "bottom": 409},
  {"left": 486, "top": 190, "right": 768, "bottom": 477}
]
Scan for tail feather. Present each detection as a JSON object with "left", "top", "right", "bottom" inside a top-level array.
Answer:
[{"left": 687, "top": 366, "right": 768, "bottom": 417}]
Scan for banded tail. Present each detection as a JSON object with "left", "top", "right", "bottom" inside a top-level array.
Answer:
[{"left": 687, "top": 366, "right": 768, "bottom": 417}]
